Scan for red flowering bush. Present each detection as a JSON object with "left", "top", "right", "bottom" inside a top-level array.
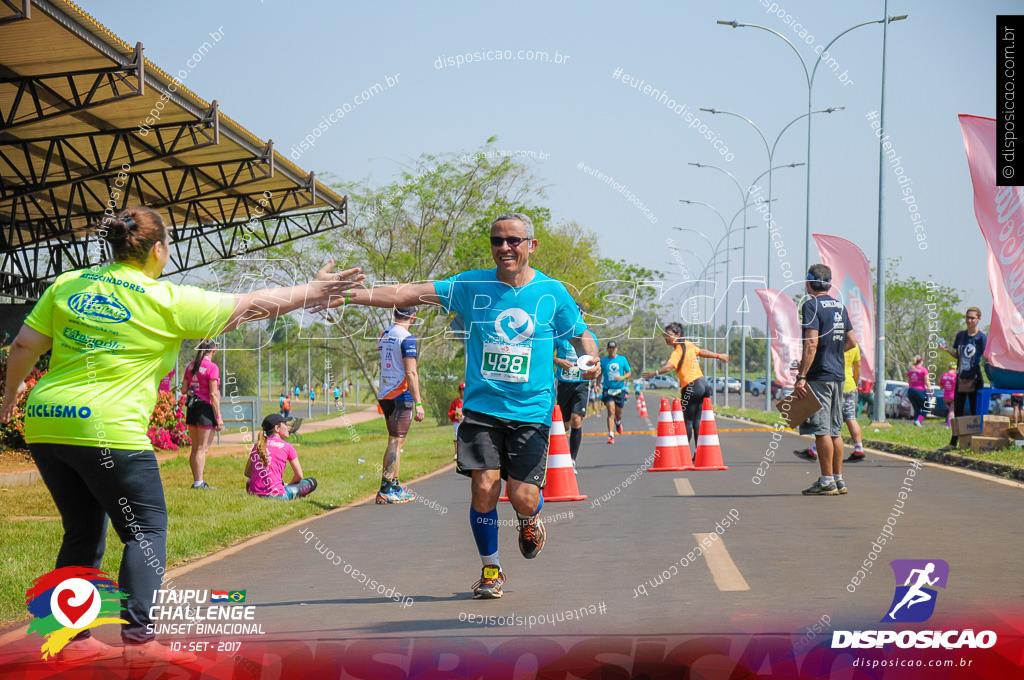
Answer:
[
  {"left": 0, "top": 346, "right": 48, "bottom": 449},
  {"left": 147, "top": 391, "right": 191, "bottom": 450}
]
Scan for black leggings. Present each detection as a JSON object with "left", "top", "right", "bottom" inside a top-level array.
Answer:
[
  {"left": 948, "top": 383, "right": 980, "bottom": 446},
  {"left": 30, "top": 443, "right": 167, "bottom": 644},
  {"left": 907, "top": 388, "right": 928, "bottom": 420},
  {"left": 680, "top": 378, "right": 709, "bottom": 446}
]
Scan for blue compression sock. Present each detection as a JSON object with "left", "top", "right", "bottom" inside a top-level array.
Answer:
[
  {"left": 517, "top": 494, "right": 543, "bottom": 520},
  {"left": 470, "top": 507, "right": 499, "bottom": 567}
]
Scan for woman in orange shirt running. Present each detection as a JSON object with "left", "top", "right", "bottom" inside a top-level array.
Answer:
[{"left": 643, "top": 322, "right": 729, "bottom": 452}]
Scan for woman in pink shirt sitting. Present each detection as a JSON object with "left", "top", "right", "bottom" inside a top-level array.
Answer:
[
  {"left": 245, "top": 414, "right": 317, "bottom": 500},
  {"left": 906, "top": 356, "right": 932, "bottom": 427},
  {"left": 939, "top": 363, "right": 957, "bottom": 428}
]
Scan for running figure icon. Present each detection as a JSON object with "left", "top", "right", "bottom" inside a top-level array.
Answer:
[{"left": 887, "top": 562, "right": 939, "bottom": 620}]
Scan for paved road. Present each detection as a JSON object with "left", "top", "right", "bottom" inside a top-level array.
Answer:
[{"left": 84, "top": 398, "right": 1021, "bottom": 646}]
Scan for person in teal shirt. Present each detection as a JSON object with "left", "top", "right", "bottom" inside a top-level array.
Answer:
[
  {"left": 600, "top": 341, "right": 632, "bottom": 443},
  {"left": 341, "top": 212, "right": 598, "bottom": 599}
]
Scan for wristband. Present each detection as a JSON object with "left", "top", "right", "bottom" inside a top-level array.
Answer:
[{"left": 415, "top": 402, "right": 423, "bottom": 407}]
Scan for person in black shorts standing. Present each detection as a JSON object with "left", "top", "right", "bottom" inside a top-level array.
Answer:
[
  {"left": 375, "top": 307, "right": 424, "bottom": 504},
  {"left": 792, "top": 264, "right": 858, "bottom": 496},
  {"left": 554, "top": 328, "right": 598, "bottom": 471}
]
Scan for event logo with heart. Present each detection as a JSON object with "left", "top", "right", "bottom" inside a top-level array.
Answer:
[{"left": 25, "top": 567, "right": 128, "bottom": 659}]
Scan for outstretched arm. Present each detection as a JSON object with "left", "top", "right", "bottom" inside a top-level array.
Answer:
[{"left": 344, "top": 282, "right": 443, "bottom": 309}]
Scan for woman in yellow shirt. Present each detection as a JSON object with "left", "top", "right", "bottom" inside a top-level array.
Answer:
[
  {"left": 1, "top": 207, "right": 362, "bottom": 665},
  {"left": 643, "top": 322, "right": 729, "bottom": 451}
]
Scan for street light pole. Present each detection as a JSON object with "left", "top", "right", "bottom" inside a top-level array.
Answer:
[
  {"left": 716, "top": 17, "right": 897, "bottom": 272},
  {"left": 701, "top": 106, "right": 839, "bottom": 410},
  {"left": 686, "top": 162, "right": 801, "bottom": 407}
]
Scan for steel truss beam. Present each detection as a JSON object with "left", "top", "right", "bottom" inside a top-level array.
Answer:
[
  {"left": 1, "top": 172, "right": 295, "bottom": 251},
  {"left": 0, "top": 0, "right": 30, "bottom": 24},
  {"left": 0, "top": 204, "right": 346, "bottom": 301},
  {"left": 0, "top": 42, "right": 144, "bottom": 131},
  {"left": 0, "top": 103, "right": 221, "bottom": 200}
]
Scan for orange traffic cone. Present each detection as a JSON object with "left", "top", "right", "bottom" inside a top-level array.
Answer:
[
  {"left": 541, "top": 405, "right": 587, "bottom": 501},
  {"left": 638, "top": 394, "right": 648, "bottom": 418},
  {"left": 649, "top": 398, "right": 687, "bottom": 471},
  {"left": 672, "top": 398, "right": 695, "bottom": 469},
  {"left": 694, "top": 397, "right": 728, "bottom": 470}
]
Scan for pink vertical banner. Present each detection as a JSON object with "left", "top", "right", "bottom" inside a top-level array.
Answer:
[
  {"left": 812, "top": 233, "right": 875, "bottom": 383},
  {"left": 985, "top": 243, "right": 1024, "bottom": 371},
  {"left": 959, "top": 114, "right": 1024, "bottom": 318},
  {"left": 755, "top": 288, "right": 801, "bottom": 387}
]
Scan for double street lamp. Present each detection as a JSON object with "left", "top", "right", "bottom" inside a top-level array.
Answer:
[{"left": 716, "top": 15, "right": 906, "bottom": 271}]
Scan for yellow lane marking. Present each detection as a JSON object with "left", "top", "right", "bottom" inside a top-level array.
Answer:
[
  {"left": 673, "top": 479, "right": 695, "bottom": 496},
  {"left": 693, "top": 534, "right": 750, "bottom": 591}
]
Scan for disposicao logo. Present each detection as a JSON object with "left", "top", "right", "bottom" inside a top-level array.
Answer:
[
  {"left": 883, "top": 559, "right": 948, "bottom": 623},
  {"left": 832, "top": 559, "right": 997, "bottom": 650},
  {"left": 68, "top": 292, "right": 131, "bottom": 324},
  {"left": 25, "top": 567, "right": 127, "bottom": 659}
]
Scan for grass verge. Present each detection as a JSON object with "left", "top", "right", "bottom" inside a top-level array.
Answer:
[
  {"left": 0, "top": 420, "right": 454, "bottom": 627},
  {"left": 715, "top": 405, "right": 1024, "bottom": 470}
]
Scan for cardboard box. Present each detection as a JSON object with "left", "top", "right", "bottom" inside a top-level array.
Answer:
[
  {"left": 957, "top": 435, "right": 973, "bottom": 450},
  {"left": 952, "top": 415, "right": 982, "bottom": 436},
  {"left": 1007, "top": 424, "right": 1024, "bottom": 440},
  {"left": 775, "top": 390, "right": 822, "bottom": 429},
  {"left": 971, "top": 436, "right": 1010, "bottom": 453},
  {"left": 982, "top": 415, "right": 1011, "bottom": 438}
]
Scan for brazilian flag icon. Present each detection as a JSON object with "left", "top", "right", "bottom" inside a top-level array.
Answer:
[{"left": 228, "top": 591, "right": 246, "bottom": 603}]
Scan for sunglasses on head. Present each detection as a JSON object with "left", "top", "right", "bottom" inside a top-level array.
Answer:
[{"left": 490, "top": 235, "right": 531, "bottom": 248}]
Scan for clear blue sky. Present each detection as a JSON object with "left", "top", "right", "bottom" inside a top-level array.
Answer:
[{"left": 90, "top": 0, "right": 1008, "bottom": 324}]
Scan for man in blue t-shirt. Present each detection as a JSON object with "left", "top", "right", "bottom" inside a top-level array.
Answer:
[
  {"left": 600, "top": 341, "right": 632, "bottom": 444},
  {"left": 554, "top": 327, "right": 599, "bottom": 467},
  {"left": 793, "top": 264, "right": 858, "bottom": 497},
  {"left": 342, "top": 212, "right": 599, "bottom": 599}
]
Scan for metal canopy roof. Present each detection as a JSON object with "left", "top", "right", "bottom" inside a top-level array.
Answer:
[{"left": 0, "top": 0, "right": 347, "bottom": 301}]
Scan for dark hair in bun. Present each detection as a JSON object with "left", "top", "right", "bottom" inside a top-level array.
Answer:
[{"left": 97, "top": 207, "right": 167, "bottom": 265}]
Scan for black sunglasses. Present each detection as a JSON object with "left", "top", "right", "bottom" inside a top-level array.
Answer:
[{"left": 490, "top": 236, "right": 531, "bottom": 248}]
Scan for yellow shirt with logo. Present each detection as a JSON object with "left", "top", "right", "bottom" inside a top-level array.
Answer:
[
  {"left": 24, "top": 263, "right": 234, "bottom": 448},
  {"left": 843, "top": 344, "right": 861, "bottom": 393}
]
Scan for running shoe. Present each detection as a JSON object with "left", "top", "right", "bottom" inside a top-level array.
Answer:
[
  {"left": 846, "top": 452, "right": 866, "bottom": 463},
  {"left": 607, "top": 436, "right": 615, "bottom": 444},
  {"left": 802, "top": 480, "right": 839, "bottom": 496},
  {"left": 914, "top": 420, "right": 923, "bottom": 428},
  {"left": 616, "top": 421, "right": 623, "bottom": 434},
  {"left": 375, "top": 486, "right": 415, "bottom": 504},
  {"left": 517, "top": 514, "right": 546, "bottom": 559},
  {"left": 472, "top": 565, "right": 506, "bottom": 599},
  {"left": 835, "top": 479, "right": 848, "bottom": 494},
  {"left": 792, "top": 448, "right": 818, "bottom": 461},
  {"left": 572, "top": 460, "right": 578, "bottom": 475},
  {"left": 190, "top": 481, "right": 216, "bottom": 490}
]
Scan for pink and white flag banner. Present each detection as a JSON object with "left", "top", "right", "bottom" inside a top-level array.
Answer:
[
  {"left": 755, "top": 288, "right": 801, "bottom": 387},
  {"left": 959, "top": 114, "right": 1024, "bottom": 323},
  {"left": 812, "top": 233, "right": 875, "bottom": 384},
  {"left": 985, "top": 242, "right": 1024, "bottom": 371}
]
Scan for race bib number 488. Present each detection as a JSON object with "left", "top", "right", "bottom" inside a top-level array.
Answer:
[{"left": 482, "top": 343, "right": 530, "bottom": 383}]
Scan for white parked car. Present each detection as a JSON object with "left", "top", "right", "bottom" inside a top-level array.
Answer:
[{"left": 645, "top": 374, "right": 680, "bottom": 390}]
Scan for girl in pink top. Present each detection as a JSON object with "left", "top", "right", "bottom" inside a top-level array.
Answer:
[
  {"left": 939, "top": 364, "right": 957, "bottom": 427},
  {"left": 245, "top": 414, "right": 317, "bottom": 500},
  {"left": 183, "top": 339, "right": 221, "bottom": 490},
  {"left": 906, "top": 356, "right": 932, "bottom": 427}
]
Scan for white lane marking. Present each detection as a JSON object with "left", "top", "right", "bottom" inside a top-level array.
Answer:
[
  {"left": 673, "top": 478, "right": 695, "bottom": 496},
  {"left": 693, "top": 533, "right": 750, "bottom": 591}
]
